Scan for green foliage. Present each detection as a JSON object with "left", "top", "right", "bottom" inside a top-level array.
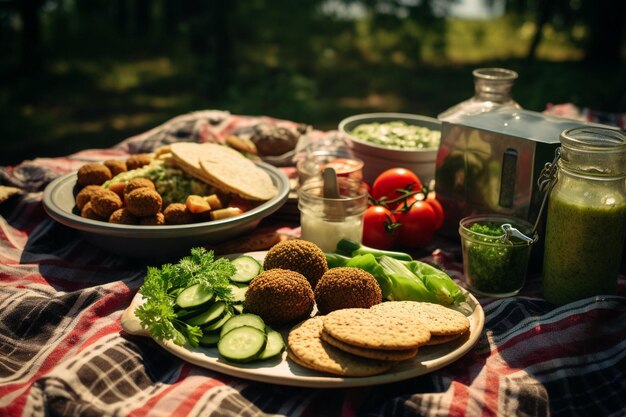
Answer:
[
  {"left": 0, "top": 1, "right": 624, "bottom": 165},
  {"left": 135, "top": 248, "right": 235, "bottom": 347}
]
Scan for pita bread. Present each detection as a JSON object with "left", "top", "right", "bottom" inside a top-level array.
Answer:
[{"left": 170, "top": 142, "right": 278, "bottom": 201}]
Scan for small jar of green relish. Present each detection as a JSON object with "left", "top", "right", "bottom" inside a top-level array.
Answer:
[
  {"left": 543, "top": 127, "right": 626, "bottom": 306},
  {"left": 459, "top": 215, "right": 537, "bottom": 297}
]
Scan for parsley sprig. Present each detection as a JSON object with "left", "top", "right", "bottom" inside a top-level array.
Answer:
[{"left": 135, "top": 247, "right": 236, "bottom": 347}]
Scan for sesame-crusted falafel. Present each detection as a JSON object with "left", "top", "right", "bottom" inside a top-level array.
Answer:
[
  {"left": 244, "top": 269, "right": 314, "bottom": 326},
  {"left": 80, "top": 201, "right": 105, "bottom": 221},
  {"left": 90, "top": 189, "right": 123, "bottom": 218},
  {"left": 124, "top": 178, "right": 155, "bottom": 198},
  {"left": 103, "top": 159, "right": 127, "bottom": 176},
  {"left": 125, "top": 188, "right": 162, "bottom": 217},
  {"left": 314, "top": 267, "right": 382, "bottom": 315},
  {"left": 139, "top": 212, "right": 166, "bottom": 225},
  {"left": 263, "top": 239, "right": 328, "bottom": 288},
  {"left": 126, "top": 154, "right": 153, "bottom": 170},
  {"left": 163, "top": 203, "right": 194, "bottom": 224},
  {"left": 109, "top": 208, "right": 139, "bottom": 225},
  {"left": 75, "top": 185, "right": 104, "bottom": 210},
  {"left": 77, "top": 163, "right": 112, "bottom": 186}
]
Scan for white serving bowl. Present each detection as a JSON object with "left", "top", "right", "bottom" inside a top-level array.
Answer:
[{"left": 338, "top": 113, "right": 441, "bottom": 185}]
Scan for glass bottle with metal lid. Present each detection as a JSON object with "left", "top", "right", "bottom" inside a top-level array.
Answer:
[
  {"left": 438, "top": 68, "right": 521, "bottom": 122},
  {"left": 542, "top": 126, "right": 626, "bottom": 306}
]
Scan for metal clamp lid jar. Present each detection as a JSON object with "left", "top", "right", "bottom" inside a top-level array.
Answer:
[{"left": 542, "top": 126, "right": 626, "bottom": 306}]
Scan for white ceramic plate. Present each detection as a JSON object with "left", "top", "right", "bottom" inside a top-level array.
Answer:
[
  {"left": 121, "top": 251, "right": 485, "bottom": 388},
  {"left": 42, "top": 162, "right": 290, "bottom": 259}
]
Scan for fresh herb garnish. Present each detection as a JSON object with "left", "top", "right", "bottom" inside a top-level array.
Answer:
[{"left": 135, "top": 247, "right": 236, "bottom": 347}]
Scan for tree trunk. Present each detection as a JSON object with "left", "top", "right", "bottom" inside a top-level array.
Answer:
[
  {"left": 19, "top": 0, "right": 43, "bottom": 74},
  {"left": 584, "top": 0, "right": 625, "bottom": 64},
  {"left": 211, "top": 0, "right": 233, "bottom": 97},
  {"left": 134, "top": 0, "right": 151, "bottom": 35},
  {"left": 526, "top": 1, "right": 554, "bottom": 60}
]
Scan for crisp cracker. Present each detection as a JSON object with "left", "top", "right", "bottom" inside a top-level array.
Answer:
[
  {"left": 370, "top": 301, "right": 470, "bottom": 337},
  {"left": 287, "top": 317, "right": 393, "bottom": 377},
  {"left": 426, "top": 334, "right": 464, "bottom": 346},
  {"left": 320, "top": 330, "right": 418, "bottom": 361},
  {"left": 322, "top": 308, "right": 431, "bottom": 351}
]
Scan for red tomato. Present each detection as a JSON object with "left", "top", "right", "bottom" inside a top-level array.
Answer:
[
  {"left": 371, "top": 168, "right": 422, "bottom": 204},
  {"left": 362, "top": 205, "right": 398, "bottom": 250},
  {"left": 425, "top": 197, "right": 444, "bottom": 230},
  {"left": 394, "top": 197, "right": 437, "bottom": 248}
]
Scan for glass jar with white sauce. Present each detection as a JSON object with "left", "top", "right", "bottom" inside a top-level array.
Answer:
[{"left": 298, "top": 177, "right": 368, "bottom": 252}]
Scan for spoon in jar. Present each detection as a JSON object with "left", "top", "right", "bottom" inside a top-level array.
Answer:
[{"left": 322, "top": 167, "right": 345, "bottom": 218}]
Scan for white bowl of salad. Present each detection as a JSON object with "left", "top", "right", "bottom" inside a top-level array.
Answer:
[{"left": 339, "top": 113, "right": 441, "bottom": 185}]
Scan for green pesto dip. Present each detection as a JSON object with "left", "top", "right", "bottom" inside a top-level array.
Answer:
[
  {"left": 350, "top": 121, "right": 440, "bottom": 150},
  {"left": 542, "top": 197, "right": 626, "bottom": 305},
  {"left": 462, "top": 222, "right": 532, "bottom": 296}
]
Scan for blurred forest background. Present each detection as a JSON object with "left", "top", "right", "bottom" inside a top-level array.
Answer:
[{"left": 1, "top": 0, "right": 625, "bottom": 166}]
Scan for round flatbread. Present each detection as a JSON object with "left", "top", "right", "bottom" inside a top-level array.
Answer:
[
  {"left": 287, "top": 317, "right": 393, "bottom": 377},
  {"left": 320, "top": 330, "right": 418, "bottom": 361},
  {"left": 171, "top": 142, "right": 278, "bottom": 201},
  {"left": 322, "top": 308, "right": 431, "bottom": 351},
  {"left": 370, "top": 301, "right": 470, "bottom": 337}
]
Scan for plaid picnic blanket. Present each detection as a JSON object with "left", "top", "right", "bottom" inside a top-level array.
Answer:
[{"left": 1, "top": 111, "right": 625, "bottom": 417}]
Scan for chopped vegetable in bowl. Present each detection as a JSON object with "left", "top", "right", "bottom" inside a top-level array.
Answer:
[
  {"left": 459, "top": 216, "right": 537, "bottom": 297},
  {"left": 103, "top": 161, "right": 213, "bottom": 206},
  {"left": 349, "top": 121, "right": 441, "bottom": 150}
]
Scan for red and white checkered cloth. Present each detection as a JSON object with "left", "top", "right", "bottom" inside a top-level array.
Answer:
[{"left": 1, "top": 111, "right": 625, "bottom": 417}]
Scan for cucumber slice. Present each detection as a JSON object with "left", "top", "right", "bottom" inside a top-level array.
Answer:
[
  {"left": 203, "top": 311, "right": 233, "bottom": 332},
  {"left": 230, "top": 256, "right": 262, "bottom": 283},
  {"left": 185, "top": 301, "right": 226, "bottom": 327},
  {"left": 220, "top": 313, "right": 265, "bottom": 338},
  {"left": 218, "top": 326, "right": 267, "bottom": 363},
  {"left": 198, "top": 332, "right": 221, "bottom": 347},
  {"left": 176, "top": 284, "right": 214, "bottom": 310},
  {"left": 176, "top": 307, "right": 204, "bottom": 320},
  {"left": 257, "top": 329, "right": 285, "bottom": 361},
  {"left": 227, "top": 284, "right": 247, "bottom": 304},
  {"left": 232, "top": 304, "right": 245, "bottom": 315}
]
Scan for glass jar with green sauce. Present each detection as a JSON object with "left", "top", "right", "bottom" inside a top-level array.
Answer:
[{"left": 542, "top": 127, "right": 626, "bottom": 305}]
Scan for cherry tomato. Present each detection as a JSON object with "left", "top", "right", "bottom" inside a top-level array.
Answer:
[
  {"left": 362, "top": 205, "right": 398, "bottom": 250},
  {"left": 425, "top": 197, "right": 444, "bottom": 230},
  {"left": 394, "top": 197, "right": 437, "bottom": 248},
  {"left": 371, "top": 168, "right": 422, "bottom": 204}
]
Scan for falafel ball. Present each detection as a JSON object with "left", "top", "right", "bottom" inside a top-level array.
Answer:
[
  {"left": 244, "top": 269, "right": 314, "bottom": 326},
  {"left": 263, "top": 239, "right": 328, "bottom": 288},
  {"left": 314, "top": 267, "right": 382, "bottom": 315},
  {"left": 77, "top": 163, "right": 112, "bottom": 186},
  {"left": 126, "top": 153, "right": 153, "bottom": 170},
  {"left": 139, "top": 212, "right": 166, "bottom": 225},
  {"left": 109, "top": 208, "right": 139, "bottom": 225},
  {"left": 123, "top": 178, "right": 155, "bottom": 198},
  {"left": 80, "top": 201, "right": 105, "bottom": 221},
  {"left": 75, "top": 185, "right": 104, "bottom": 210},
  {"left": 163, "top": 203, "right": 194, "bottom": 224},
  {"left": 90, "top": 189, "right": 123, "bottom": 218},
  {"left": 103, "top": 159, "right": 127, "bottom": 176},
  {"left": 125, "top": 188, "right": 162, "bottom": 217}
]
